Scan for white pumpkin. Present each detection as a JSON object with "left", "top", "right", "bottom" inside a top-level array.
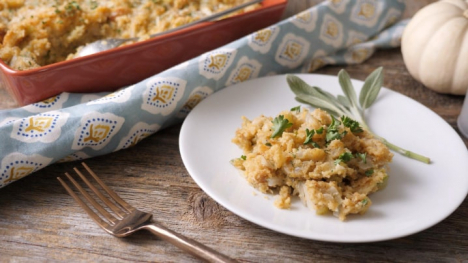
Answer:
[{"left": 402, "top": 0, "right": 468, "bottom": 95}]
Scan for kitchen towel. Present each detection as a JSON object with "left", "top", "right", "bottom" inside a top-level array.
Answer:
[{"left": 0, "top": 0, "right": 406, "bottom": 187}]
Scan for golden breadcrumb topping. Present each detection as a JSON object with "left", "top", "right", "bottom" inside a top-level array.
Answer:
[
  {"left": 231, "top": 107, "right": 393, "bottom": 221},
  {"left": 0, "top": 0, "right": 260, "bottom": 70}
]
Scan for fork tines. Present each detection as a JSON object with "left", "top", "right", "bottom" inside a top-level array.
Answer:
[
  {"left": 58, "top": 164, "right": 238, "bottom": 262},
  {"left": 57, "top": 163, "right": 134, "bottom": 228}
]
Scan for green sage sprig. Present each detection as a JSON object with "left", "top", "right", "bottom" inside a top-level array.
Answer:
[{"left": 287, "top": 67, "right": 430, "bottom": 164}]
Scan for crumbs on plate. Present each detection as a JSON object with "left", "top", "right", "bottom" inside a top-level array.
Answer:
[{"left": 231, "top": 107, "right": 393, "bottom": 221}]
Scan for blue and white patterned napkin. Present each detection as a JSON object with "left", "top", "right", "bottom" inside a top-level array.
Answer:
[{"left": 0, "top": 0, "right": 406, "bottom": 188}]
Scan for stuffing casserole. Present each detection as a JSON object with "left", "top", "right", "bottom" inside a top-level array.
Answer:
[{"left": 0, "top": 0, "right": 260, "bottom": 70}]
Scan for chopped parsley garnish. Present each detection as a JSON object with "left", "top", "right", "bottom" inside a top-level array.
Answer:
[
  {"left": 326, "top": 115, "right": 345, "bottom": 142},
  {"left": 361, "top": 198, "right": 369, "bottom": 206},
  {"left": 71, "top": 1, "right": 80, "bottom": 9},
  {"left": 334, "top": 152, "right": 353, "bottom": 165},
  {"left": 265, "top": 142, "right": 272, "bottom": 146},
  {"left": 271, "top": 115, "right": 293, "bottom": 138},
  {"left": 315, "top": 127, "right": 324, "bottom": 134},
  {"left": 240, "top": 155, "right": 246, "bottom": 160},
  {"left": 356, "top": 153, "right": 367, "bottom": 163},
  {"left": 341, "top": 116, "right": 363, "bottom": 133},
  {"left": 66, "top": 1, "right": 80, "bottom": 12},
  {"left": 90, "top": 0, "right": 98, "bottom": 10},
  {"left": 304, "top": 129, "right": 315, "bottom": 144},
  {"left": 365, "top": 169, "right": 374, "bottom": 177},
  {"left": 303, "top": 129, "right": 320, "bottom": 148},
  {"left": 290, "top": 106, "right": 301, "bottom": 112}
]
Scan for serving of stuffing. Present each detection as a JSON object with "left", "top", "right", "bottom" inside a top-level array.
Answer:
[
  {"left": 231, "top": 107, "right": 393, "bottom": 221},
  {"left": 0, "top": 0, "right": 260, "bottom": 70}
]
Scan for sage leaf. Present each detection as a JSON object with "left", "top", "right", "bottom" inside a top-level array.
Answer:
[
  {"left": 316, "top": 88, "right": 341, "bottom": 106},
  {"left": 359, "top": 67, "right": 383, "bottom": 109},
  {"left": 288, "top": 74, "right": 349, "bottom": 115},
  {"left": 295, "top": 96, "right": 342, "bottom": 117},
  {"left": 286, "top": 69, "right": 431, "bottom": 164},
  {"left": 287, "top": 74, "right": 321, "bottom": 97},
  {"left": 337, "top": 95, "right": 351, "bottom": 108},
  {"left": 338, "top": 69, "right": 359, "bottom": 109}
]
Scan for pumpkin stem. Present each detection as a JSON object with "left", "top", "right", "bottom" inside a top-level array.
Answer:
[{"left": 464, "top": 9, "right": 468, "bottom": 19}]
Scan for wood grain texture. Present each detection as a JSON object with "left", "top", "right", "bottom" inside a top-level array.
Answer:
[{"left": 1, "top": 1, "right": 467, "bottom": 262}]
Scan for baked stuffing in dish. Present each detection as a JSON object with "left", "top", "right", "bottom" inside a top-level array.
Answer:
[{"left": 0, "top": 0, "right": 260, "bottom": 70}]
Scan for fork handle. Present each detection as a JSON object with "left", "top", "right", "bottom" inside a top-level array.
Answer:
[{"left": 143, "top": 223, "right": 238, "bottom": 263}]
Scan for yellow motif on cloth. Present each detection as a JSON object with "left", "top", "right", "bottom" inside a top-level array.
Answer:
[
  {"left": 358, "top": 3, "right": 375, "bottom": 19},
  {"left": 25, "top": 116, "right": 53, "bottom": 133},
  {"left": 384, "top": 15, "right": 398, "bottom": 28},
  {"left": 57, "top": 152, "right": 88, "bottom": 163},
  {"left": 42, "top": 96, "right": 58, "bottom": 104},
  {"left": 4, "top": 166, "right": 34, "bottom": 183},
  {"left": 103, "top": 92, "right": 119, "bottom": 99},
  {"left": 295, "top": 11, "right": 311, "bottom": 22},
  {"left": 184, "top": 94, "right": 204, "bottom": 111},
  {"left": 352, "top": 48, "right": 369, "bottom": 63},
  {"left": 308, "top": 58, "right": 326, "bottom": 72},
  {"left": 254, "top": 29, "right": 273, "bottom": 43},
  {"left": 326, "top": 21, "right": 339, "bottom": 38},
  {"left": 129, "top": 132, "right": 152, "bottom": 148},
  {"left": 234, "top": 67, "right": 253, "bottom": 83},
  {"left": 152, "top": 85, "right": 175, "bottom": 104},
  {"left": 283, "top": 42, "right": 302, "bottom": 59},
  {"left": 208, "top": 54, "right": 228, "bottom": 70},
  {"left": 83, "top": 124, "right": 111, "bottom": 143},
  {"left": 351, "top": 37, "right": 363, "bottom": 45}
]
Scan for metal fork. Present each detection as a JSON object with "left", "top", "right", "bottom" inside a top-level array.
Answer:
[{"left": 57, "top": 163, "right": 236, "bottom": 263}]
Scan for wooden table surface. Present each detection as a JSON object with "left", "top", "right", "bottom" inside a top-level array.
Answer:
[{"left": 1, "top": 1, "right": 467, "bottom": 262}]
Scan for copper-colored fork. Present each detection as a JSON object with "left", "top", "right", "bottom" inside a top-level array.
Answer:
[{"left": 57, "top": 163, "right": 236, "bottom": 263}]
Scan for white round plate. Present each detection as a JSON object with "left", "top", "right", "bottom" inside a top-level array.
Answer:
[{"left": 179, "top": 74, "right": 468, "bottom": 243}]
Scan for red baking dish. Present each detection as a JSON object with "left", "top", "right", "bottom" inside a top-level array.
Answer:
[{"left": 0, "top": 0, "right": 287, "bottom": 106}]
